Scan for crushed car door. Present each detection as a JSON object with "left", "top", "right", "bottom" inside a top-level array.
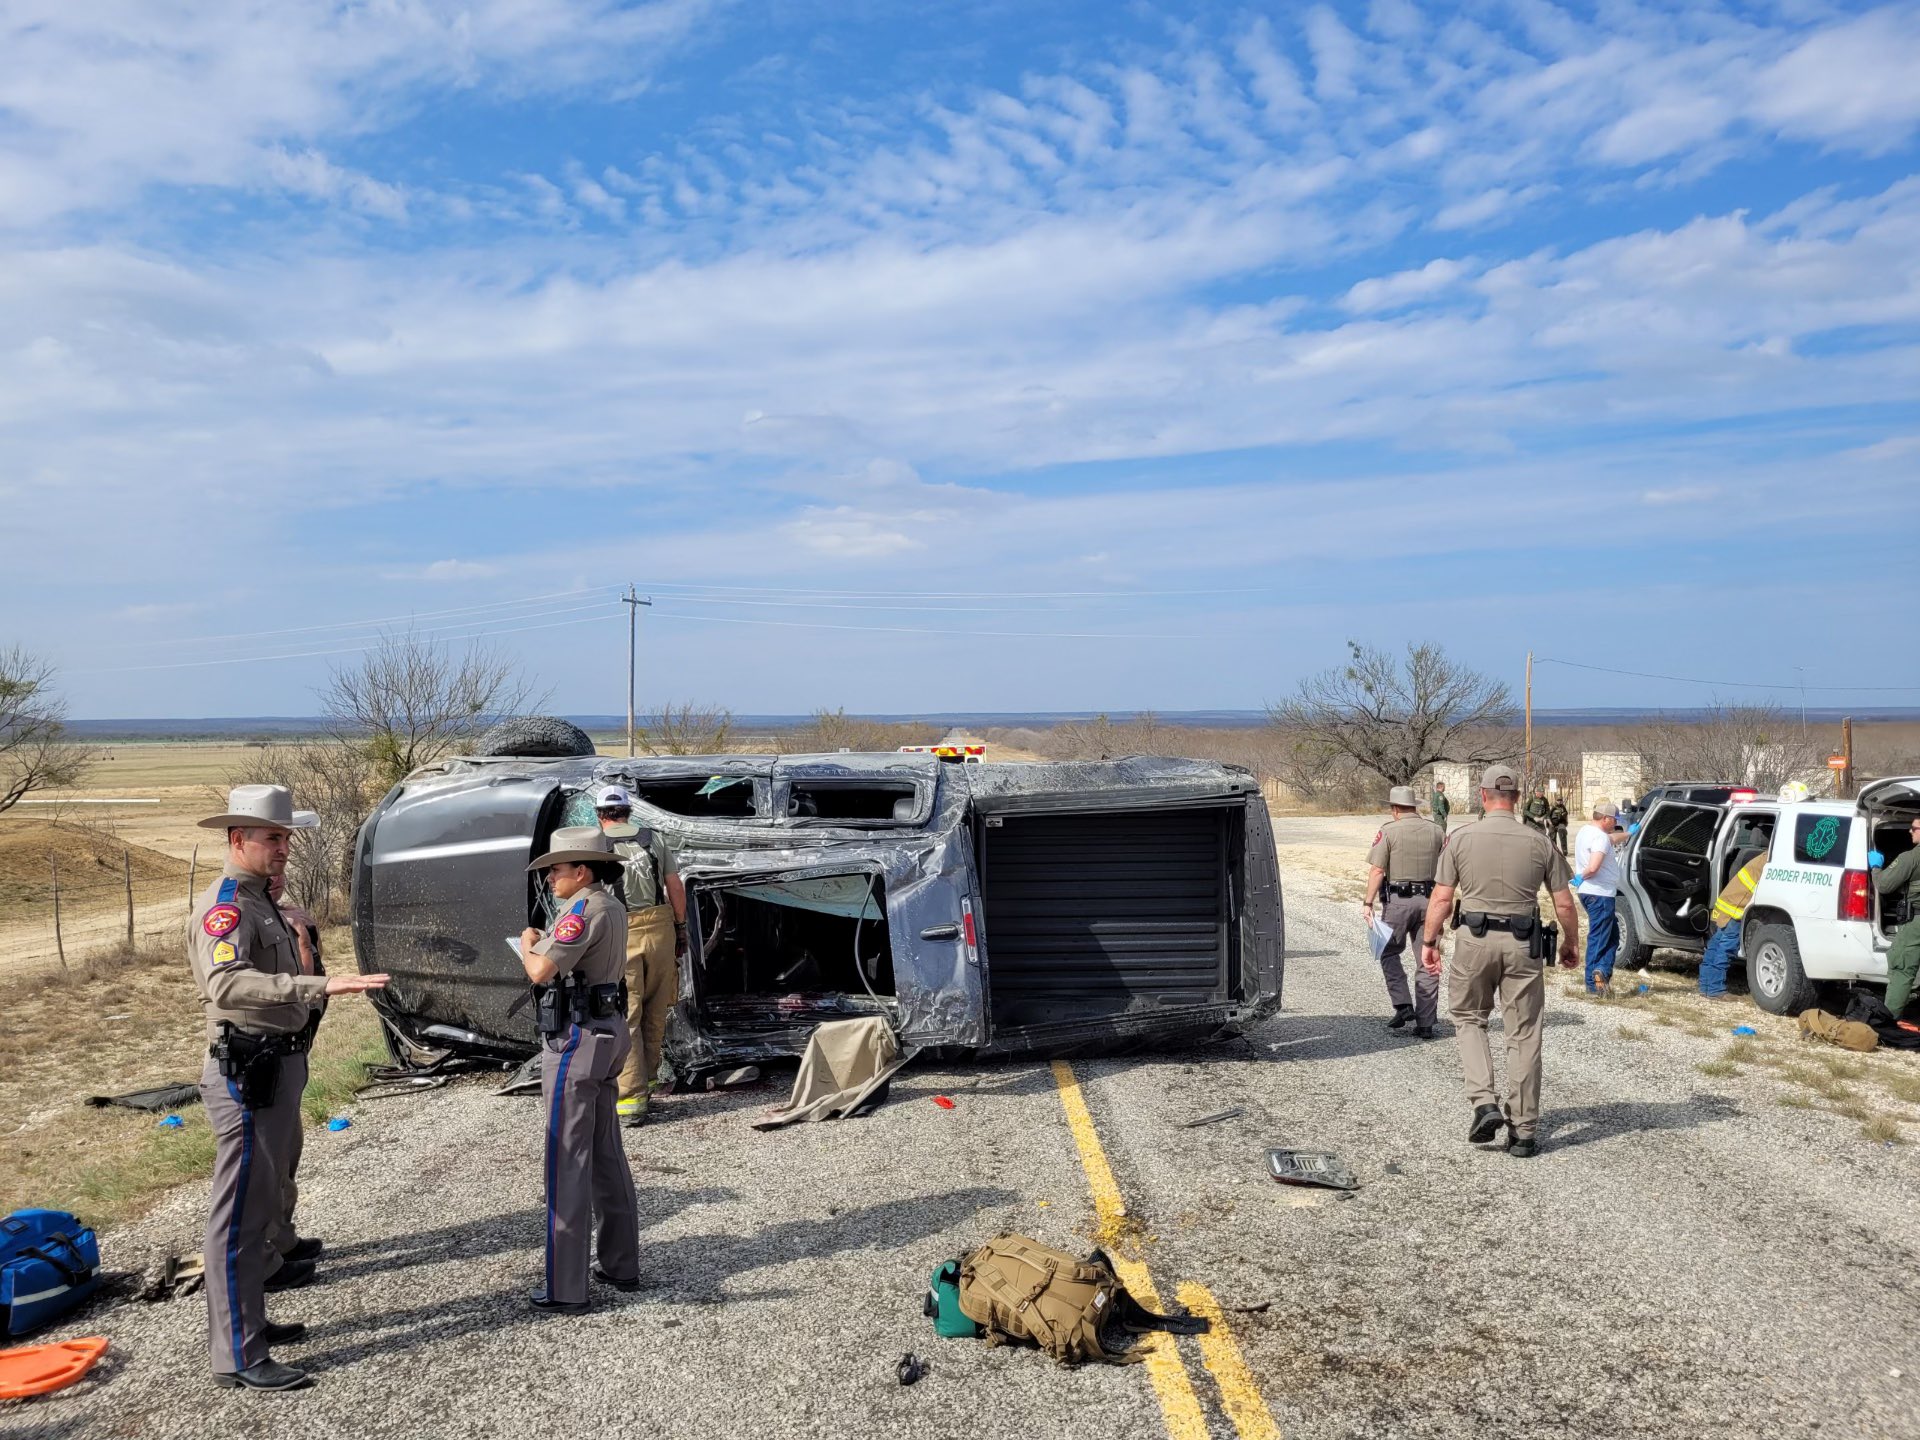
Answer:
[{"left": 677, "top": 836, "right": 986, "bottom": 1058}]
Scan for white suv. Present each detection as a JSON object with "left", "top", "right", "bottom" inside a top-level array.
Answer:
[{"left": 1613, "top": 777, "right": 1920, "bottom": 1014}]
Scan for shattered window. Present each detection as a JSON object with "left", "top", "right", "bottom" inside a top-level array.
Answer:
[
  {"left": 786, "top": 781, "right": 920, "bottom": 821},
  {"left": 631, "top": 777, "right": 759, "bottom": 818}
]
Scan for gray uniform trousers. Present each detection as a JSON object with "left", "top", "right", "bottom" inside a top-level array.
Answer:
[
  {"left": 200, "top": 1050, "right": 305, "bottom": 1373},
  {"left": 1447, "top": 932, "right": 1547, "bottom": 1138},
  {"left": 1378, "top": 894, "right": 1439, "bottom": 1027},
  {"left": 540, "top": 1016, "right": 641, "bottom": 1302}
]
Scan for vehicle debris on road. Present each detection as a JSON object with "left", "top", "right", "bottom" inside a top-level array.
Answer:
[
  {"left": 1179, "top": 1105, "right": 1246, "bottom": 1129},
  {"left": 1268, "top": 1148, "right": 1360, "bottom": 1191}
]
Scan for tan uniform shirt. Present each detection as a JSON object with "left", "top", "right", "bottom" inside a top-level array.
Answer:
[
  {"left": 1435, "top": 811, "right": 1572, "bottom": 915},
  {"left": 187, "top": 863, "right": 329, "bottom": 1041},
  {"left": 532, "top": 881, "right": 628, "bottom": 986},
  {"left": 1367, "top": 815, "right": 1447, "bottom": 883}
]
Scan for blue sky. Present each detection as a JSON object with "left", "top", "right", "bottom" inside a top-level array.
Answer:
[{"left": 3, "top": 1, "right": 1918, "bottom": 719}]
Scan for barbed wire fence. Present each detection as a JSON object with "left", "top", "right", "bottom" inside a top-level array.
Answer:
[{"left": 3, "top": 845, "right": 205, "bottom": 982}]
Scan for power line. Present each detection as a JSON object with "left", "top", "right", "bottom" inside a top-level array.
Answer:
[
  {"left": 1535, "top": 656, "right": 1920, "bottom": 693},
  {"left": 74, "top": 608, "right": 626, "bottom": 674},
  {"left": 642, "top": 580, "right": 1271, "bottom": 599},
  {"left": 115, "top": 587, "right": 609, "bottom": 651},
  {"left": 655, "top": 609, "right": 1200, "bottom": 641}
]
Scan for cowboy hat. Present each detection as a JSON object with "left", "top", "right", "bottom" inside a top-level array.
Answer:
[
  {"left": 527, "top": 825, "right": 620, "bottom": 871},
  {"left": 197, "top": 784, "right": 319, "bottom": 831}
]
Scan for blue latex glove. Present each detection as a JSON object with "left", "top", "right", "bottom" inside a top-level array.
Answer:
[
  {"left": 1627, "top": 823, "right": 1640, "bottom": 835},
  {"left": 1867, "top": 849, "right": 1885, "bottom": 869}
]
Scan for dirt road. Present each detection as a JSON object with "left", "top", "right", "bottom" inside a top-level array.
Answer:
[{"left": 22, "top": 816, "right": 1920, "bottom": 1439}]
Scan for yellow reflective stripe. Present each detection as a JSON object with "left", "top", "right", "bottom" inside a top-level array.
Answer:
[
  {"left": 1713, "top": 897, "right": 1744, "bottom": 920},
  {"left": 1737, "top": 864, "right": 1762, "bottom": 889}
]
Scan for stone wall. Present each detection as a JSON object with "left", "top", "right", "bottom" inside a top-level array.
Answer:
[
  {"left": 1430, "top": 761, "right": 1476, "bottom": 820},
  {"left": 1580, "top": 752, "right": 1643, "bottom": 815}
]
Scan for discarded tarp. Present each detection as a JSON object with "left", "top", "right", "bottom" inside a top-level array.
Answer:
[
  {"left": 753, "top": 1017, "right": 910, "bottom": 1128},
  {"left": 86, "top": 1084, "right": 199, "bottom": 1113},
  {"left": 729, "top": 874, "right": 878, "bottom": 919}
]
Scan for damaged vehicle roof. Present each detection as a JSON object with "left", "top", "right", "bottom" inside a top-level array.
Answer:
[{"left": 352, "top": 750, "right": 1285, "bottom": 1074}]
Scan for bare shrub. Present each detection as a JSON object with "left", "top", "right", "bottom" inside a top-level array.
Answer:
[
  {"left": 322, "top": 630, "right": 545, "bottom": 786},
  {"left": 1, "top": 647, "right": 96, "bottom": 813},
  {"left": 637, "top": 702, "right": 736, "bottom": 756},
  {"left": 781, "top": 709, "right": 929, "bottom": 754},
  {"left": 1635, "top": 703, "right": 1826, "bottom": 792},
  {"left": 223, "top": 742, "right": 377, "bottom": 922},
  {"left": 1270, "top": 641, "right": 1518, "bottom": 788}
]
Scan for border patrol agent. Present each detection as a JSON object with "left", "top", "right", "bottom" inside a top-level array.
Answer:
[
  {"left": 1431, "top": 781, "right": 1450, "bottom": 830},
  {"left": 594, "top": 786, "right": 688, "bottom": 1127},
  {"left": 190, "top": 786, "right": 388, "bottom": 1391},
  {"left": 519, "top": 826, "right": 641, "bottom": 1311},
  {"left": 1871, "top": 818, "right": 1920, "bottom": 1015},
  {"left": 1421, "top": 764, "right": 1579, "bottom": 1158},
  {"left": 1361, "top": 785, "right": 1446, "bottom": 1039}
]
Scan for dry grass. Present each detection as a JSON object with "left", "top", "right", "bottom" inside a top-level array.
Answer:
[
  {"left": 0, "top": 927, "right": 386, "bottom": 1229},
  {"left": 1616, "top": 1026, "right": 1650, "bottom": 1043},
  {"left": 1861, "top": 1115, "right": 1904, "bottom": 1145},
  {"left": 1696, "top": 1059, "right": 1739, "bottom": 1078}
]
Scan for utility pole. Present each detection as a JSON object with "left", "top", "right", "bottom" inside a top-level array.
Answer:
[
  {"left": 623, "top": 586, "right": 652, "bottom": 758},
  {"left": 1795, "top": 666, "right": 1807, "bottom": 735},
  {"left": 1523, "top": 650, "right": 1534, "bottom": 793}
]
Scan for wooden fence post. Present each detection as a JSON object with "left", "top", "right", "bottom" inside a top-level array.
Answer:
[
  {"left": 188, "top": 845, "right": 198, "bottom": 905},
  {"left": 50, "top": 855, "right": 68, "bottom": 971},
  {"left": 124, "top": 849, "right": 136, "bottom": 946}
]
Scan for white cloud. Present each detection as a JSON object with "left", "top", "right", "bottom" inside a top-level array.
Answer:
[
  {"left": 1641, "top": 485, "right": 1721, "bottom": 506},
  {"left": 1343, "top": 258, "right": 1470, "bottom": 312},
  {"left": 402, "top": 560, "right": 503, "bottom": 582}
]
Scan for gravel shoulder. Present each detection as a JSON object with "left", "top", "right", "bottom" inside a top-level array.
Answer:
[{"left": 16, "top": 814, "right": 1920, "bottom": 1440}]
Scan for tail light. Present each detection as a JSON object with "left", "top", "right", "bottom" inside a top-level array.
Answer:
[{"left": 1839, "top": 869, "right": 1872, "bottom": 922}]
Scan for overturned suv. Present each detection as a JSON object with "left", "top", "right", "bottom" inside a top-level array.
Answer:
[{"left": 351, "top": 743, "right": 1285, "bottom": 1078}]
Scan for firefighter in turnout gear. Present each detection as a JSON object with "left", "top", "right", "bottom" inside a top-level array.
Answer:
[
  {"left": 594, "top": 786, "right": 688, "bottom": 1127},
  {"left": 190, "top": 787, "right": 387, "bottom": 1392},
  {"left": 1422, "top": 765, "right": 1580, "bottom": 1158},
  {"left": 1871, "top": 818, "right": 1920, "bottom": 1016},
  {"left": 519, "top": 826, "right": 641, "bottom": 1311},
  {"left": 1700, "top": 823, "right": 1770, "bottom": 999},
  {"left": 1362, "top": 786, "right": 1447, "bottom": 1039}
]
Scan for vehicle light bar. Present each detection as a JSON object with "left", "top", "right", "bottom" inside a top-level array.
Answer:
[{"left": 1839, "top": 869, "right": 1872, "bottom": 922}]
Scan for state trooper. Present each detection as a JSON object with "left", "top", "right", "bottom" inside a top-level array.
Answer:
[
  {"left": 190, "top": 786, "right": 387, "bottom": 1391},
  {"left": 593, "top": 785, "right": 688, "bottom": 1127},
  {"left": 519, "top": 826, "right": 641, "bottom": 1311},
  {"left": 1361, "top": 785, "right": 1447, "bottom": 1039},
  {"left": 1419, "top": 764, "right": 1580, "bottom": 1158},
  {"left": 266, "top": 869, "right": 325, "bottom": 1273}
]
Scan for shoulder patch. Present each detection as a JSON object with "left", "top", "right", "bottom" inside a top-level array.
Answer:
[
  {"left": 553, "top": 913, "right": 587, "bottom": 944},
  {"left": 569, "top": 898, "right": 587, "bottom": 915},
  {"left": 1371, "top": 829, "right": 1383, "bottom": 845},
  {"left": 203, "top": 904, "right": 242, "bottom": 938},
  {"left": 217, "top": 877, "right": 238, "bottom": 903},
  {"left": 211, "top": 940, "right": 239, "bottom": 966}
]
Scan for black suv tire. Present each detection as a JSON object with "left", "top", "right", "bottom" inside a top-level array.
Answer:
[
  {"left": 1615, "top": 903, "right": 1653, "bottom": 971},
  {"left": 471, "top": 715, "right": 597, "bottom": 759},
  {"left": 1747, "top": 922, "right": 1817, "bottom": 1015}
]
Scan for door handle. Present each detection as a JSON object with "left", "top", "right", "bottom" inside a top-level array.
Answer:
[{"left": 920, "top": 923, "right": 961, "bottom": 941}]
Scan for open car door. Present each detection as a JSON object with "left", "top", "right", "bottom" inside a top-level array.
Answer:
[{"left": 1630, "top": 800, "right": 1721, "bottom": 946}]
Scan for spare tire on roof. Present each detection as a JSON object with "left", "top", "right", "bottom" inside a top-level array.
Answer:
[{"left": 471, "top": 715, "right": 597, "bottom": 759}]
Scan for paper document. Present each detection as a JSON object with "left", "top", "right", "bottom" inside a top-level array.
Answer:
[
  {"left": 1367, "top": 915, "right": 1394, "bottom": 960},
  {"left": 505, "top": 936, "right": 523, "bottom": 958}
]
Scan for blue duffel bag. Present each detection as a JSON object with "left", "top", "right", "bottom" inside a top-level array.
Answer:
[{"left": 1, "top": 1209, "right": 102, "bottom": 1337}]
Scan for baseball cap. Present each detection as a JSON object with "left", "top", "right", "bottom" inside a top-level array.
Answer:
[
  {"left": 1593, "top": 800, "right": 1618, "bottom": 817},
  {"left": 1479, "top": 763, "right": 1520, "bottom": 793},
  {"left": 1387, "top": 785, "right": 1417, "bottom": 807},
  {"left": 595, "top": 785, "right": 633, "bottom": 810}
]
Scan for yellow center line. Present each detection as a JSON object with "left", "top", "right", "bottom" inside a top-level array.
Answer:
[
  {"left": 1177, "top": 1283, "right": 1283, "bottom": 1440},
  {"left": 1051, "top": 1059, "right": 1209, "bottom": 1440}
]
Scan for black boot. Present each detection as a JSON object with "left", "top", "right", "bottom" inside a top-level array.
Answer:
[
  {"left": 527, "top": 1289, "right": 590, "bottom": 1314},
  {"left": 263, "top": 1321, "right": 307, "bottom": 1345},
  {"left": 1413, "top": 1024, "right": 1437, "bottom": 1039},
  {"left": 263, "top": 1258, "right": 315, "bottom": 1292},
  {"left": 1507, "top": 1134, "right": 1539, "bottom": 1159},
  {"left": 1386, "top": 1004, "right": 1417, "bottom": 1031},
  {"left": 213, "top": 1359, "right": 312, "bottom": 1391},
  {"left": 1468, "top": 1104, "right": 1506, "bottom": 1144}
]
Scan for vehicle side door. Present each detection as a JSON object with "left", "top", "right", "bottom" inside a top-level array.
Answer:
[{"left": 1629, "top": 801, "right": 1720, "bottom": 945}]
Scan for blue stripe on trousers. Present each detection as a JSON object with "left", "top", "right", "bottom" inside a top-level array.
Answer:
[
  {"left": 544, "top": 1026, "right": 582, "bottom": 1291},
  {"left": 226, "top": 1078, "right": 253, "bottom": 1370}
]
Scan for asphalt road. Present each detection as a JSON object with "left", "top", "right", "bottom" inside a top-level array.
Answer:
[{"left": 18, "top": 817, "right": 1920, "bottom": 1439}]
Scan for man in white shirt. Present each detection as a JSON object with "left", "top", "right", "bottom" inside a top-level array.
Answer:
[{"left": 1571, "top": 800, "right": 1626, "bottom": 995}]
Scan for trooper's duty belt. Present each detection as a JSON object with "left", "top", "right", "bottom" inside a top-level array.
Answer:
[
  {"left": 210, "top": 1023, "right": 310, "bottom": 1109},
  {"left": 534, "top": 974, "right": 629, "bottom": 1036},
  {"left": 1454, "top": 910, "right": 1538, "bottom": 938},
  {"left": 1386, "top": 880, "right": 1435, "bottom": 898}
]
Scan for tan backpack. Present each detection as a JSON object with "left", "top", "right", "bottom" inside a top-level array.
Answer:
[
  {"left": 1799, "top": 1008, "right": 1878, "bottom": 1053},
  {"left": 956, "top": 1233, "right": 1204, "bottom": 1365}
]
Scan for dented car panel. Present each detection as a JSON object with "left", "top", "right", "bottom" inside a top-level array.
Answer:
[{"left": 352, "top": 752, "right": 1285, "bottom": 1072}]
